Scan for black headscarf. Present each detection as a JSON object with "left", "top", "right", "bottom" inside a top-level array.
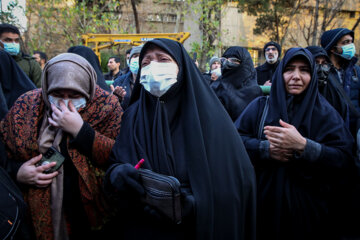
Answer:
[
  {"left": 0, "top": 50, "right": 36, "bottom": 119},
  {"left": 211, "top": 46, "right": 262, "bottom": 121},
  {"left": 266, "top": 48, "right": 350, "bottom": 139},
  {"left": 306, "top": 46, "right": 349, "bottom": 122},
  {"left": 67, "top": 46, "right": 110, "bottom": 91},
  {"left": 236, "top": 48, "right": 354, "bottom": 239},
  {"left": 306, "top": 46, "right": 329, "bottom": 61},
  {"left": 221, "top": 46, "right": 258, "bottom": 89},
  {"left": 0, "top": 50, "right": 36, "bottom": 168},
  {"left": 110, "top": 38, "right": 256, "bottom": 240}
]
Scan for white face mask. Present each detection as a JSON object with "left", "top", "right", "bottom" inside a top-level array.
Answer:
[
  {"left": 266, "top": 52, "right": 278, "bottom": 64},
  {"left": 48, "top": 95, "right": 87, "bottom": 110},
  {"left": 140, "top": 61, "right": 178, "bottom": 97}
]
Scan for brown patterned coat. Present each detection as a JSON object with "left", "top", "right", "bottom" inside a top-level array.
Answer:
[{"left": 0, "top": 86, "right": 122, "bottom": 240}]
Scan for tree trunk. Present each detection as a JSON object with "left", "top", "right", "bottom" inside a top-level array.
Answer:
[
  {"left": 274, "top": 7, "right": 280, "bottom": 43},
  {"left": 352, "top": 16, "right": 360, "bottom": 31},
  {"left": 311, "top": 0, "right": 319, "bottom": 45},
  {"left": 130, "top": 0, "right": 140, "bottom": 33}
]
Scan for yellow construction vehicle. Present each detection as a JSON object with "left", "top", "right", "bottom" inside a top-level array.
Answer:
[{"left": 82, "top": 32, "right": 191, "bottom": 63}]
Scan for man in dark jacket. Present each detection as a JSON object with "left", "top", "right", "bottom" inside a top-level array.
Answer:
[
  {"left": 256, "top": 41, "right": 281, "bottom": 85},
  {"left": 0, "top": 24, "right": 42, "bottom": 88},
  {"left": 321, "top": 28, "right": 360, "bottom": 240},
  {"left": 321, "top": 28, "right": 360, "bottom": 137},
  {"left": 112, "top": 45, "right": 143, "bottom": 110},
  {"left": 104, "top": 56, "right": 122, "bottom": 80}
]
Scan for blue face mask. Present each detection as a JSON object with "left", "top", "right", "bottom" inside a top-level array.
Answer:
[
  {"left": 339, "top": 43, "right": 356, "bottom": 60},
  {"left": 129, "top": 57, "right": 139, "bottom": 74},
  {"left": 1, "top": 41, "right": 20, "bottom": 55}
]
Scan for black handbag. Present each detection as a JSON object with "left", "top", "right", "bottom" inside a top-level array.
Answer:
[
  {"left": 0, "top": 166, "right": 27, "bottom": 239},
  {"left": 137, "top": 169, "right": 182, "bottom": 224}
]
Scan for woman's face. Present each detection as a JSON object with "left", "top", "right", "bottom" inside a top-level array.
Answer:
[
  {"left": 50, "top": 89, "right": 84, "bottom": 99},
  {"left": 283, "top": 57, "right": 311, "bottom": 95},
  {"left": 140, "top": 45, "right": 179, "bottom": 74}
]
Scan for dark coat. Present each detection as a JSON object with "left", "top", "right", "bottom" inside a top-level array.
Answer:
[
  {"left": 256, "top": 61, "right": 279, "bottom": 85},
  {"left": 202, "top": 72, "right": 212, "bottom": 85},
  {"left": 236, "top": 48, "right": 354, "bottom": 240},
  {"left": 113, "top": 71, "right": 134, "bottom": 110},
  {"left": 333, "top": 57, "right": 360, "bottom": 137},
  {"left": 12, "top": 52, "right": 42, "bottom": 88},
  {"left": 104, "top": 70, "right": 122, "bottom": 81}
]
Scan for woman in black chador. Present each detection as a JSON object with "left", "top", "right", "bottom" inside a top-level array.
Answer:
[
  {"left": 104, "top": 39, "right": 256, "bottom": 240},
  {"left": 236, "top": 48, "right": 354, "bottom": 239},
  {"left": 211, "top": 46, "right": 263, "bottom": 121}
]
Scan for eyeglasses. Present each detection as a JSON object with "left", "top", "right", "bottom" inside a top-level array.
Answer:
[
  {"left": 265, "top": 47, "right": 277, "bottom": 52},
  {"left": 220, "top": 57, "right": 241, "bottom": 65}
]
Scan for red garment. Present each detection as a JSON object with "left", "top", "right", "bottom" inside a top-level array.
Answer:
[{"left": 0, "top": 86, "right": 122, "bottom": 240}]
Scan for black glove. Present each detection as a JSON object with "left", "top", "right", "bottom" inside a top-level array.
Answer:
[
  {"left": 180, "top": 187, "right": 195, "bottom": 220},
  {"left": 143, "top": 205, "right": 167, "bottom": 221},
  {"left": 109, "top": 163, "right": 145, "bottom": 196}
]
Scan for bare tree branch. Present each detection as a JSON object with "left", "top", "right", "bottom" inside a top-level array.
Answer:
[{"left": 130, "top": 0, "right": 140, "bottom": 33}]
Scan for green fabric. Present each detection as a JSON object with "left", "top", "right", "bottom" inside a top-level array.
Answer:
[
  {"left": 260, "top": 85, "right": 271, "bottom": 94},
  {"left": 13, "top": 53, "right": 42, "bottom": 88}
]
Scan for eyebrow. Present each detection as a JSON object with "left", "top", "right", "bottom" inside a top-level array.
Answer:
[{"left": 285, "top": 63, "right": 310, "bottom": 68}]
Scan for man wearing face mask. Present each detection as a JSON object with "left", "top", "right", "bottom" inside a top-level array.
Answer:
[
  {"left": 321, "top": 28, "right": 360, "bottom": 240},
  {"left": 0, "top": 24, "right": 42, "bottom": 88},
  {"left": 256, "top": 41, "right": 281, "bottom": 86},
  {"left": 321, "top": 28, "right": 360, "bottom": 138},
  {"left": 112, "top": 45, "right": 143, "bottom": 110}
]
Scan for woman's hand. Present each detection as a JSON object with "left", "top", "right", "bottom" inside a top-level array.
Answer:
[
  {"left": 264, "top": 119, "right": 306, "bottom": 151},
  {"left": 269, "top": 144, "right": 293, "bottom": 162},
  {"left": 49, "top": 100, "right": 84, "bottom": 138},
  {"left": 16, "top": 154, "right": 59, "bottom": 188},
  {"left": 110, "top": 85, "right": 127, "bottom": 101}
]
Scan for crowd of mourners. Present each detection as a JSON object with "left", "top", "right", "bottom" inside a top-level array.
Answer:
[{"left": 1, "top": 22, "right": 360, "bottom": 240}]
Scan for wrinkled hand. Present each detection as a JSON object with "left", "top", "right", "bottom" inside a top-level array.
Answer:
[
  {"left": 264, "top": 119, "right": 306, "bottom": 151},
  {"left": 263, "top": 80, "right": 272, "bottom": 86},
  {"left": 109, "top": 163, "right": 145, "bottom": 196},
  {"left": 269, "top": 144, "right": 293, "bottom": 162},
  {"left": 16, "top": 154, "right": 59, "bottom": 187},
  {"left": 49, "top": 100, "right": 84, "bottom": 138},
  {"left": 110, "top": 85, "right": 127, "bottom": 101}
]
